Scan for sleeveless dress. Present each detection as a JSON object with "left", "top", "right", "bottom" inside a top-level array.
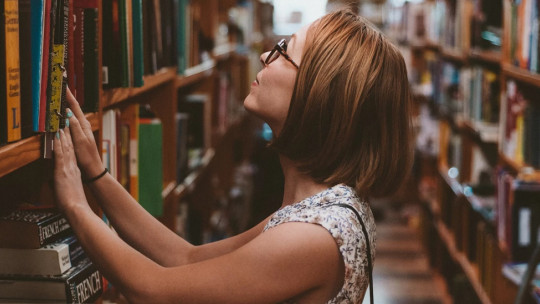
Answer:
[{"left": 263, "top": 184, "right": 376, "bottom": 304}]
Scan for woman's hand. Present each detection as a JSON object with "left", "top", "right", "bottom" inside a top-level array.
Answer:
[
  {"left": 65, "top": 88, "right": 104, "bottom": 179},
  {"left": 53, "top": 127, "right": 90, "bottom": 213}
]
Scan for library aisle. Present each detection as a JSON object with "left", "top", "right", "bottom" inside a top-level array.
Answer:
[{"left": 365, "top": 199, "right": 451, "bottom": 304}]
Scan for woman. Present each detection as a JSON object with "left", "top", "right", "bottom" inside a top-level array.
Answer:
[{"left": 54, "top": 9, "right": 413, "bottom": 303}]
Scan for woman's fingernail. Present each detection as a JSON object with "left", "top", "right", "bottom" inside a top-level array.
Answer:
[
  {"left": 66, "top": 118, "right": 70, "bottom": 127},
  {"left": 66, "top": 109, "right": 73, "bottom": 118},
  {"left": 56, "top": 132, "right": 60, "bottom": 139}
]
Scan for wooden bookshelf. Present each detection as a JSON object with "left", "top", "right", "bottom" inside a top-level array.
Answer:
[
  {"left": 441, "top": 47, "right": 468, "bottom": 64},
  {"left": 502, "top": 63, "right": 540, "bottom": 88},
  {"left": 438, "top": 165, "right": 463, "bottom": 196},
  {"left": 499, "top": 152, "right": 524, "bottom": 173},
  {"left": 435, "top": 220, "right": 492, "bottom": 304},
  {"left": 102, "top": 67, "right": 177, "bottom": 108},
  {"left": 176, "top": 60, "right": 216, "bottom": 88},
  {"left": 469, "top": 49, "right": 502, "bottom": 65},
  {"left": 0, "top": 113, "right": 100, "bottom": 178}
]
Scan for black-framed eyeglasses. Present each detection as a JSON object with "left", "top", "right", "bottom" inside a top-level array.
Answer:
[{"left": 264, "top": 39, "right": 299, "bottom": 69}]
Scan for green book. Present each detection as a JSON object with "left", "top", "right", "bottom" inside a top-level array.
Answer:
[
  {"left": 132, "top": 0, "right": 144, "bottom": 87},
  {"left": 138, "top": 117, "right": 163, "bottom": 217}
]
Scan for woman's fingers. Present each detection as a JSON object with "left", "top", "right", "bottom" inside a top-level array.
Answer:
[
  {"left": 53, "top": 131, "right": 63, "bottom": 160},
  {"left": 67, "top": 110, "right": 87, "bottom": 142},
  {"left": 66, "top": 87, "right": 85, "bottom": 120}
]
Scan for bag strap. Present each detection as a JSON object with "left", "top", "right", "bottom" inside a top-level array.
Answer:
[{"left": 328, "top": 203, "right": 374, "bottom": 304}]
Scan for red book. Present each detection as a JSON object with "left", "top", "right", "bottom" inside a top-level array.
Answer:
[{"left": 67, "top": 0, "right": 75, "bottom": 91}]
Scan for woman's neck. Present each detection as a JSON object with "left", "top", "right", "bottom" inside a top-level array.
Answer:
[{"left": 279, "top": 155, "right": 330, "bottom": 207}]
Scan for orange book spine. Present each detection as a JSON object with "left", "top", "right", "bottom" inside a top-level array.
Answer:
[{"left": 5, "top": 0, "right": 21, "bottom": 142}]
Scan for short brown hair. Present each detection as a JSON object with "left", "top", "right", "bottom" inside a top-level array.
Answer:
[{"left": 270, "top": 10, "right": 414, "bottom": 198}]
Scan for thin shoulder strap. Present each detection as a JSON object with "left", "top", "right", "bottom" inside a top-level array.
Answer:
[{"left": 330, "top": 203, "right": 374, "bottom": 304}]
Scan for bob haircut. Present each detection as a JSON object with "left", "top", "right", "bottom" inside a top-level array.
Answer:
[{"left": 270, "top": 9, "right": 414, "bottom": 198}]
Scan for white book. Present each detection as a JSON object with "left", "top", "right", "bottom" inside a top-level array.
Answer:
[{"left": 0, "top": 241, "right": 72, "bottom": 276}]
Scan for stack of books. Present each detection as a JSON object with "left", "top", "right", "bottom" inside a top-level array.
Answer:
[{"left": 0, "top": 207, "right": 103, "bottom": 303}]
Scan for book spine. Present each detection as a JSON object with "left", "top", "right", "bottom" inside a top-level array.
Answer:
[
  {"left": 59, "top": 0, "right": 69, "bottom": 129},
  {"left": 19, "top": 0, "right": 33, "bottom": 138},
  {"left": 73, "top": 5, "right": 84, "bottom": 105},
  {"left": 30, "top": 0, "right": 44, "bottom": 132},
  {"left": 46, "top": 0, "right": 65, "bottom": 132},
  {"left": 66, "top": 0, "right": 74, "bottom": 91},
  {"left": 82, "top": 7, "right": 98, "bottom": 112},
  {"left": 66, "top": 260, "right": 103, "bottom": 304},
  {"left": 132, "top": 0, "right": 144, "bottom": 87},
  {"left": 60, "top": 0, "right": 68, "bottom": 129},
  {"left": 138, "top": 117, "right": 163, "bottom": 216},
  {"left": 4, "top": 0, "right": 22, "bottom": 142},
  {"left": 176, "top": 0, "right": 187, "bottom": 74},
  {"left": 44, "top": 0, "right": 58, "bottom": 131},
  {"left": 119, "top": 0, "right": 128, "bottom": 87},
  {"left": 38, "top": 0, "right": 52, "bottom": 132},
  {"left": 38, "top": 215, "right": 71, "bottom": 246}
]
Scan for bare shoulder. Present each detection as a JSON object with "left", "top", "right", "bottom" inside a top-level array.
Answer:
[{"left": 157, "top": 221, "right": 344, "bottom": 303}]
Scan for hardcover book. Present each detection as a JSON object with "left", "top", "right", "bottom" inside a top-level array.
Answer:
[
  {"left": 0, "top": 258, "right": 102, "bottom": 303},
  {"left": 19, "top": 0, "right": 33, "bottom": 138},
  {"left": 0, "top": 208, "right": 72, "bottom": 249},
  {"left": 0, "top": 0, "right": 22, "bottom": 143},
  {"left": 31, "top": 0, "right": 45, "bottom": 132},
  {"left": 0, "top": 235, "right": 84, "bottom": 276},
  {"left": 138, "top": 114, "right": 163, "bottom": 217}
]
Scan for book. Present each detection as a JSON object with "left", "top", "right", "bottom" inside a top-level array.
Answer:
[
  {"left": 30, "top": 0, "right": 45, "bottom": 132},
  {"left": 138, "top": 113, "right": 163, "bottom": 217},
  {"left": 19, "top": 0, "right": 33, "bottom": 139},
  {"left": 0, "top": 0, "right": 22, "bottom": 143},
  {"left": 82, "top": 3, "right": 99, "bottom": 112},
  {"left": 102, "top": 0, "right": 123, "bottom": 88},
  {"left": 511, "top": 180, "right": 540, "bottom": 262},
  {"left": 0, "top": 235, "right": 84, "bottom": 276},
  {"left": 102, "top": 109, "right": 118, "bottom": 179},
  {"left": 0, "top": 208, "right": 71, "bottom": 249},
  {"left": 502, "top": 262, "right": 540, "bottom": 293},
  {"left": 46, "top": 0, "right": 67, "bottom": 132},
  {"left": 176, "top": 112, "right": 188, "bottom": 183},
  {"left": 38, "top": 0, "right": 53, "bottom": 132},
  {"left": 132, "top": 0, "right": 144, "bottom": 87},
  {"left": 0, "top": 258, "right": 102, "bottom": 303},
  {"left": 119, "top": 104, "right": 139, "bottom": 198}
]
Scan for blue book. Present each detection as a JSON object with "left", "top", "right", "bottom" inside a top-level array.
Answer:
[{"left": 30, "top": 0, "right": 44, "bottom": 132}]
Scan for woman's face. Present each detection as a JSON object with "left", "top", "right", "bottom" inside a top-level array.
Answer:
[{"left": 244, "top": 24, "right": 309, "bottom": 134}]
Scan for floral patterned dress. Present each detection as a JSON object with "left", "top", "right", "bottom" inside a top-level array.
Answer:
[{"left": 263, "top": 184, "right": 376, "bottom": 304}]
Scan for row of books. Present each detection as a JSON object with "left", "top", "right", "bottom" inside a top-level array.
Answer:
[
  {"left": 509, "top": 0, "right": 540, "bottom": 73},
  {"left": 101, "top": 105, "right": 164, "bottom": 217},
  {"left": 501, "top": 80, "right": 540, "bottom": 168},
  {"left": 413, "top": 50, "right": 500, "bottom": 132},
  {"left": 497, "top": 169, "right": 540, "bottom": 263},
  {"left": 104, "top": 0, "right": 214, "bottom": 89},
  {"left": 0, "top": 0, "right": 223, "bottom": 146},
  {"left": 101, "top": 92, "right": 213, "bottom": 217},
  {"left": 0, "top": 0, "right": 99, "bottom": 146},
  {"left": 386, "top": 0, "right": 502, "bottom": 52},
  {"left": 0, "top": 207, "right": 102, "bottom": 303},
  {"left": 387, "top": 0, "right": 468, "bottom": 52}
]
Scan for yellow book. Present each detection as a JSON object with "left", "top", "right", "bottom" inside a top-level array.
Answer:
[
  {"left": 4, "top": 0, "right": 21, "bottom": 142},
  {"left": 47, "top": 44, "right": 64, "bottom": 132}
]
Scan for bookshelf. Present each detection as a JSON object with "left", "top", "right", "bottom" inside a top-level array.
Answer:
[
  {"left": 0, "top": 0, "right": 274, "bottom": 302},
  {"left": 0, "top": 113, "right": 99, "bottom": 178},
  {"left": 384, "top": 0, "right": 540, "bottom": 302}
]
